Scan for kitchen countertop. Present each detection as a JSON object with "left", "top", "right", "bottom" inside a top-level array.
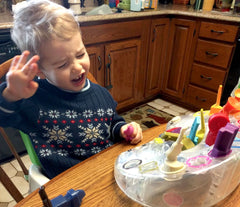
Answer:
[{"left": 1, "top": 4, "right": 240, "bottom": 29}]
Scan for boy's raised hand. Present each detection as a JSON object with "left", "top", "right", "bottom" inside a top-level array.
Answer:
[
  {"left": 121, "top": 122, "right": 143, "bottom": 144},
  {"left": 3, "top": 51, "right": 40, "bottom": 102}
]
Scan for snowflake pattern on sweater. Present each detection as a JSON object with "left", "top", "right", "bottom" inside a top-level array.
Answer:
[{"left": 36, "top": 107, "right": 114, "bottom": 158}]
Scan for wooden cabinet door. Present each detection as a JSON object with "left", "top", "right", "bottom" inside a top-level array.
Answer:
[
  {"left": 86, "top": 45, "right": 105, "bottom": 86},
  {"left": 162, "top": 18, "right": 196, "bottom": 99},
  {"left": 145, "top": 18, "right": 169, "bottom": 98},
  {"left": 105, "top": 39, "right": 141, "bottom": 110}
]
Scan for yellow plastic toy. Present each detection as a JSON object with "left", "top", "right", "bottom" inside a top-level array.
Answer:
[{"left": 196, "top": 109, "right": 206, "bottom": 143}]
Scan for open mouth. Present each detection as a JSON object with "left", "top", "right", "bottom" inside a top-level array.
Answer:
[{"left": 72, "top": 73, "right": 85, "bottom": 85}]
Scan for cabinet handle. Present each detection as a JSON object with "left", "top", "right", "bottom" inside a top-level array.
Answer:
[
  {"left": 210, "top": 29, "right": 224, "bottom": 34},
  {"left": 105, "top": 54, "right": 113, "bottom": 90},
  {"left": 152, "top": 28, "right": 156, "bottom": 42},
  {"left": 205, "top": 51, "right": 218, "bottom": 57},
  {"left": 196, "top": 96, "right": 206, "bottom": 102},
  {"left": 97, "top": 56, "right": 102, "bottom": 71},
  {"left": 200, "top": 75, "right": 212, "bottom": 80}
]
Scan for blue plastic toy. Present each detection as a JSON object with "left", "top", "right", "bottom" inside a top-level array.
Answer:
[
  {"left": 188, "top": 116, "right": 200, "bottom": 144},
  {"left": 39, "top": 186, "right": 85, "bottom": 207}
]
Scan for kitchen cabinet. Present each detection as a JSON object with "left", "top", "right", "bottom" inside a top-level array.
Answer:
[
  {"left": 145, "top": 18, "right": 238, "bottom": 110},
  {"left": 105, "top": 39, "right": 142, "bottom": 109},
  {"left": 80, "top": 16, "right": 239, "bottom": 111},
  {"left": 144, "top": 18, "right": 169, "bottom": 98},
  {"left": 87, "top": 40, "right": 141, "bottom": 109},
  {"left": 161, "top": 18, "right": 196, "bottom": 100},
  {"left": 144, "top": 17, "right": 196, "bottom": 101},
  {"left": 186, "top": 21, "right": 238, "bottom": 109},
  {"left": 87, "top": 45, "right": 105, "bottom": 86},
  {"left": 81, "top": 19, "right": 149, "bottom": 110}
]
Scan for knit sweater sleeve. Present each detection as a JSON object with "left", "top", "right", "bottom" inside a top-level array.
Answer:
[
  {"left": 91, "top": 82, "right": 126, "bottom": 142},
  {"left": 111, "top": 112, "right": 126, "bottom": 142},
  {"left": 0, "top": 83, "right": 24, "bottom": 128}
]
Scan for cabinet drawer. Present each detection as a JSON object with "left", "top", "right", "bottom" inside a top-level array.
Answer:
[
  {"left": 190, "top": 63, "right": 226, "bottom": 91},
  {"left": 81, "top": 20, "right": 145, "bottom": 45},
  {"left": 186, "top": 85, "right": 217, "bottom": 109},
  {"left": 199, "top": 22, "right": 238, "bottom": 43},
  {"left": 195, "top": 39, "right": 233, "bottom": 68}
]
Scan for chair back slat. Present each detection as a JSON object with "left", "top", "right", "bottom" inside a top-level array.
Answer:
[
  {"left": 0, "top": 127, "right": 28, "bottom": 176},
  {"left": 0, "top": 166, "right": 24, "bottom": 202},
  {"left": 0, "top": 58, "right": 13, "bottom": 78}
]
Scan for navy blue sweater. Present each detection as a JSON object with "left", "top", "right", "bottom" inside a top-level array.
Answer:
[{"left": 0, "top": 79, "right": 126, "bottom": 178}]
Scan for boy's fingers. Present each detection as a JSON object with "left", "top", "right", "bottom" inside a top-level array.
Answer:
[
  {"left": 28, "top": 80, "right": 39, "bottom": 90},
  {"left": 26, "top": 55, "right": 40, "bottom": 66},
  {"left": 122, "top": 122, "right": 142, "bottom": 144},
  {"left": 128, "top": 123, "right": 142, "bottom": 144},
  {"left": 22, "top": 55, "right": 40, "bottom": 76},
  {"left": 131, "top": 122, "right": 141, "bottom": 136},
  {"left": 27, "top": 63, "right": 39, "bottom": 80},
  {"left": 16, "top": 51, "right": 30, "bottom": 69},
  {"left": 130, "top": 136, "right": 142, "bottom": 144},
  {"left": 10, "top": 55, "right": 21, "bottom": 71}
]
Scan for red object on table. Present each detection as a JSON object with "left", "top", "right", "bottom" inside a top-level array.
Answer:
[
  {"left": 116, "top": 0, "right": 119, "bottom": 7},
  {"left": 205, "top": 113, "right": 229, "bottom": 146}
]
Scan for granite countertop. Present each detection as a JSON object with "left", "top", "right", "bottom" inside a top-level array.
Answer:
[{"left": 1, "top": 4, "right": 240, "bottom": 29}]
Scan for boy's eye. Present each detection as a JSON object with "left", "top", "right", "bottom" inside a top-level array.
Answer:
[
  {"left": 77, "top": 53, "right": 85, "bottom": 58},
  {"left": 58, "top": 62, "right": 67, "bottom": 69}
]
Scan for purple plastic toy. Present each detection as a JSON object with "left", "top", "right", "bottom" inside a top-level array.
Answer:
[{"left": 210, "top": 123, "right": 239, "bottom": 157}]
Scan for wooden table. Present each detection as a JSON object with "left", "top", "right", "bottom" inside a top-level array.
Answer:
[{"left": 16, "top": 124, "right": 240, "bottom": 207}]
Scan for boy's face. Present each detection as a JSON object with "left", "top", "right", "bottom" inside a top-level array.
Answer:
[{"left": 39, "top": 32, "right": 90, "bottom": 92}]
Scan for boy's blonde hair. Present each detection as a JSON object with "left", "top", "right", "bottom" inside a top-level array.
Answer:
[{"left": 11, "top": 0, "right": 80, "bottom": 58}]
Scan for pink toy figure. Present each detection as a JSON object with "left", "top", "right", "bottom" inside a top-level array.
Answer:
[
  {"left": 124, "top": 125, "right": 134, "bottom": 142},
  {"left": 205, "top": 113, "right": 229, "bottom": 146}
]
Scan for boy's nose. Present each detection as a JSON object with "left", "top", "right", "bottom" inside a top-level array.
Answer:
[{"left": 71, "top": 61, "right": 82, "bottom": 73}]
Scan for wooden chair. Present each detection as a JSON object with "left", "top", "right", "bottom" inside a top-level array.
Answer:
[
  {"left": 0, "top": 58, "right": 12, "bottom": 78},
  {"left": 0, "top": 57, "right": 98, "bottom": 202},
  {"left": 0, "top": 165, "right": 24, "bottom": 202},
  {"left": 0, "top": 128, "right": 25, "bottom": 203},
  {"left": 0, "top": 58, "right": 28, "bottom": 201}
]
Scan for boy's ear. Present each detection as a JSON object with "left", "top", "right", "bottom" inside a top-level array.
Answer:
[{"left": 36, "top": 70, "right": 46, "bottom": 79}]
